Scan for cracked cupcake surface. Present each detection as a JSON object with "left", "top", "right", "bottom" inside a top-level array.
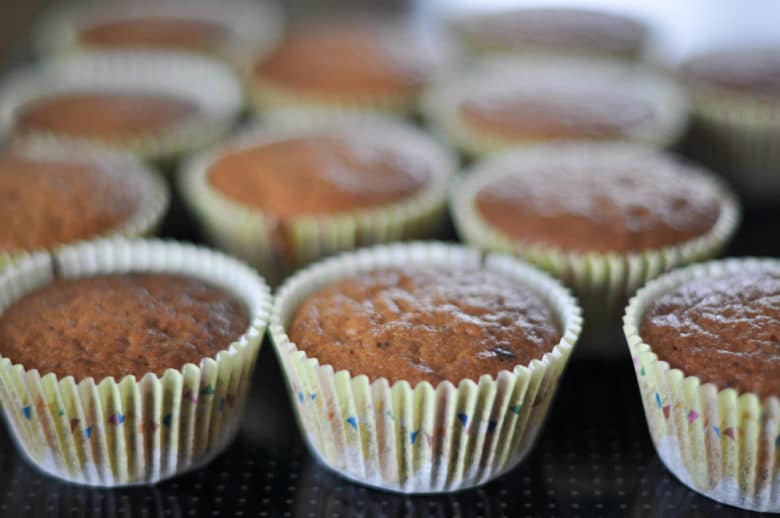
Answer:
[
  {"left": 640, "top": 267, "right": 780, "bottom": 399},
  {"left": 0, "top": 273, "right": 249, "bottom": 381},
  {"left": 288, "top": 266, "right": 561, "bottom": 385}
]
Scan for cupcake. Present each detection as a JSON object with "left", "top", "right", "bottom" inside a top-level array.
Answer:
[
  {"left": 270, "top": 242, "right": 582, "bottom": 493},
  {"left": 679, "top": 47, "right": 780, "bottom": 205},
  {"left": 35, "top": 0, "right": 283, "bottom": 70},
  {"left": 249, "top": 19, "right": 445, "bottom": 115},
  {"left": 448, "top": 7, "right": 648, "bottom": 60},
  {"left": 0, "top": 52, "right": 243, "bottom": 164},
  {"left": 0, "top": 139, "right": 168, "bottom": 273},
  {"left": 422, "top": 56, "right": 687, "bottom": 158},
  {"left": 179, "top": 114, "right": 454, "bottom": 284},
  {"left": 624, "top": 258, "right": 780, "bottom": 512},
  {"left": 451, "top": 142, "right": 740, "bottom": 347},
  {"left": 0, "top": 239, "right": 271, "bottom": 486}
]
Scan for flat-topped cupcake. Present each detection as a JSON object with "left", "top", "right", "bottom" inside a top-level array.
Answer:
[
  {"left": 270, "top": 242, "right": 582, "bottom": 492},
  {"left": 0, "top": 240, "right": 271, "bottom": 486},
  {"left": 0, "top": 273, "right": 248, "bottom": 381},
  {"left": 423, "top": 57, "right": 686, "bottom": 157},
  {"left": 207, "top": 136, "right": 429, "bottom": 220},
  {"left": 15, "top": 91, "right": 200, "bottom": 142},
  {"left": 181, "top": 115, "right": 453, "bottom": 283},
  {"left": 679, "top": 48, "right": 780, "bottom": 204},
  {"left": 288, "top": 266, "right": 562, "bottom": 385},
  {"left": 35, "top": 0, "right": 283, "bottom": 69},
  {"left": 0, "top": 52, "right": 243, "bottom": 163},
  {"left": 449, "top": 7, "right": 647, "bottom": 60},
  {"left": 624, "top": 259, "right": 780, "bottom": 512},
  {"left": 452, "top": 143, "right": 739, "bottom": 348},
  {"left": 0, "top": 141, "right": 167, "bottom": 271},
  {"left": 250, "top": 21, "right": 442, "bottom": 114}
]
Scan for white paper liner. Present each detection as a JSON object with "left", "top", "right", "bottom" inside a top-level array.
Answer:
[
  {"left": 451, "top": 142, "right": 741, "bottom": 351},
  {"left": 269, "top": 242, "right": 583, "bottom": 493},
  {"left": 0, "top": 139, "right": 169, "bottom": 273},
  {"left": 421, "top": 55, "right": 688, "bottom": 158},
  {"left": 34, "top": 0, "right": 284, "bottom": 70},
  {"left": 0, "top": 51, "right": 243, "bottom": 163},
  {"left": 623, "top": 258, "right": 780, "bottom": 512},
  {"left": 0, "top": 239, "right": 271, "bottom": 486},
  {"left": 179, "top": 113, "right": 455, "bottom": 285}
]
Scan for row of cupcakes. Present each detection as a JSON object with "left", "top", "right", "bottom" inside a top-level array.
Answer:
[
  {"left": 0, "top": 237, "right": 775, "bottom": 511},
  {"left": 0, "top": 111, "right": 741, "bottom": 347},
  {"left": 2, "top": 38, "right": 778, "bottom": 205}
]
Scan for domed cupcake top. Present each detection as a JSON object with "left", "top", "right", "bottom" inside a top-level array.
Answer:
[
  {"left": 288, "top": 265, "right": 561, "bottom": 385},
  {"left": 640, "top": 266, "right": 780, "bottom": 398}
]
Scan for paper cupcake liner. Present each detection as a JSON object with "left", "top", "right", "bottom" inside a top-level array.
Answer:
[
  {"left": 0, "top": 51, "right": 243, "bottom": 164},
  {"left": 0, "top": 239, "right": 271, "bottom": 486},
  {"left": 683, "top": 81, "right": 780, "bottom": 204},
  {"left": 179, "top": 114, "right": 455, "bottom": 285},
  {"left": 269, "top": 242, "right": 583, "bottom": 493},
  {"left": 34, "top": 0, "right": 284, "bottom": 71},
  {"left": 421, "top": 56, "right": 687, "bottom": 158},
  {"left": 451, "top": 142, "right": 740, "bottom": 351},
  {"left": 0, "top": 139, "right": 169, "bottom": 274},
  {"left": 623, "top": 258, "right": 780, "bottom": 512}
]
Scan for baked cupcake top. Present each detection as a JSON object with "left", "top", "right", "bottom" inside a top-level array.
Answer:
[
  {"left": 252, "top": 22, "right": 432, "bottom": 97},
  {"left": 470, "top": 146, "right": 724, "bottom": 253},
  {"left": 0, "top": 273, "right": 249, "bottom": 381},
  {"left": 0, "top": 152, "right": 139, "bottom": 251},
  {"left": 681, "top": 48, "right": 780, "bottom": 100},
  {"left": 288, "top": 265, "right": 562, "bottom": 385},
  {"left": 452, "top": 7, "right": 646, "bottom": 57},
  {"left": 15, "top": 90, "right": 200, "bottom": 141},
  {"left": 207, "top": 135, "right": 430, "bottom": 220},
  {"left": 0, "top": 53, "right": 243, "bottom": 161},
  {"left": 640, "top": 267, "right": 780, "bottom": 398},
  {"left": 422, "top": 57, "right": 687, "bottom": 155},
  {"left": 460, "top": 87, "right": 654, "bottom": 139},
  {"left": 77, "top": 16, "right": 229, "bottom": 53}
]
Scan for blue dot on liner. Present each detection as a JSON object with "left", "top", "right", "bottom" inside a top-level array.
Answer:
[
  {"left": 297, "top": 391, "right": 304, "bottom": 403},
  {"left": 310, "top": 393, "right": 316, "bottom": 401},
  {"left": 410, "top": 430, "right": 419, "bottom": 444},
  {"left": 346, "top": 416, "right": 358, "bottom": 430},
  {"left": 162, "top": 414, "right": 173, "bottom": 427},
  {"left": 488, "top": 420, "right": 498, "bottom": 433},
  {"left": 85, "top": 427, "right": 92, "bottom": 440},
  {"left": 457, "top": 413, "right": 468, "bottom": 426},
  {"left": 655, "top": 393, "right": 662, "bottom": 409},
  {"left": 117, "top": 414, "right": 125, "bottom": 425},
  {"left": 22, "top": 406, "right": 31, "bottom": 420},
  {"left": 201, "top": 385, "right": 215, "bottom": 396}
]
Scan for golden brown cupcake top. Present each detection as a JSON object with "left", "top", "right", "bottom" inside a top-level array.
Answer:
[
  {"left": 252, "top": 24, "right": 430, "bottom": 97},
  {"left": 78, "top": 16, "right": 229, "bottom": 53},
  {"left": 476, "top": 163, "right": 721, "bottom": 253},
  {"left": 15, "top": 90, "right": 200, "bottom": 140},
  {"left": 207, "top": 136, "right": 430, "bottom": 220},
  {"left": 0, "top": 273, "right": 248, "bottom": 381},
  {"left": 460, "top": 88, "right": 654, "bottom": 139},
  {"left": 457, "top": 7, "right": 645, "bottom": 56},
  {"left": 0, "top": 154, "right": 138, "bottom": 251},
  {"left": 681, "top": 48, "right": 780, "bottom": 100},
  {"left": 640, "top": 268, "right": 780, "bottom": 399},
  {"left": 288, "top": 266, "right": 562, "bottom": 385}
]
